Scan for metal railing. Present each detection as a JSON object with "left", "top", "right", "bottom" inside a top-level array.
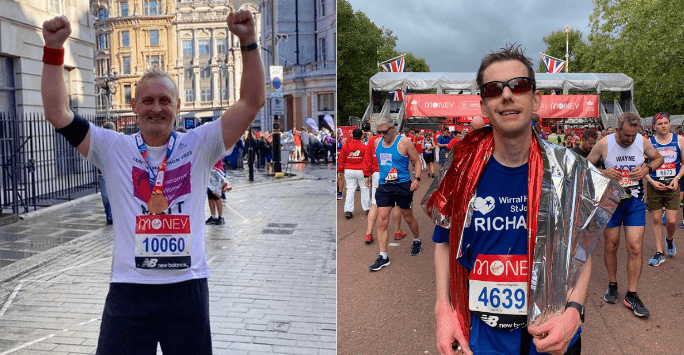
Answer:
[{"left": 0, "top": 112, "right": 137, "bottom": 215}]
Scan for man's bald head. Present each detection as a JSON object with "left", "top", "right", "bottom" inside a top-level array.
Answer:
[{"left": 471, "top": 116, "right": 485, "bottom": 130}]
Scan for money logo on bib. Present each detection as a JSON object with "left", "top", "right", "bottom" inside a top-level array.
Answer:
[{"left": 469, "top": 254, "right": 528, "bottom": 330}]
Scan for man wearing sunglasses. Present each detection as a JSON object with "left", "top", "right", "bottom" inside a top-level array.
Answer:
[
  {"left": 432, "top": 45, "right": 591, "bottom": 355},
  {"left": 367, "top": 116, "right": 422, "bottom": 271},
  {"left": 587, "top": 112, "right": 662, "bottom": 319}
]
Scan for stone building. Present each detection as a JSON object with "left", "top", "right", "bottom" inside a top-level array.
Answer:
[
  {"left": 261, "top": 0, "right": 335, "bottom": 132},
  {"left": 1, "top": 0, "right": 95, "bottom": 116}
]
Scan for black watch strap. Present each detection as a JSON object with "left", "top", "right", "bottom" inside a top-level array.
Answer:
[
  {"left": 565, "top": 301, "right": 584, "bottom": 323},
  {"left": 240, "top": 42, "right": 258, "bottom": 51},
  {"left": 415, "top": 177, "right": 421, "bottom": 181}
]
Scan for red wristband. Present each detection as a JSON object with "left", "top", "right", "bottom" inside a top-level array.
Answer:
[{"left": 43, "top": 46, "right": 65, "bottom": 66}]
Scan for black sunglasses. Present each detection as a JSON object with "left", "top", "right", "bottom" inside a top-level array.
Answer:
[
  {"left": 480, "top": 77, "right": 536, "bottom": 99},
  {"left": 377, "top": 126, "right": 394, "bottom": 135}
]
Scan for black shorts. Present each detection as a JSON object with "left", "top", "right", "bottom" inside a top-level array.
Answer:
[
  {"left": 96, "top": 278, "right": 212, "bottom": 355},
  {"left": 207, "top": 188, "right": 221, "bottom": 200},
  {"left": 424, "top": 154, "right": 435, "bottom": 163},
  {"left": 376, "top": 181, "right": 413, "bottom": 209}
]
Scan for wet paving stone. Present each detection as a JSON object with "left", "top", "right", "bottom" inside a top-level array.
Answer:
[
  {"left": 0, "top": 226, "right": 31, "bottom": 234},
  {"left": 0, "top": 232, "right": 29, "bottom": 242},
  {"left": 52, "top": 223, "right": 103, "bottom": 231},
  {"left": 0, "top": 249, "right": 38, "bottom": 260},
  {"left": 57, "top": 230, "right": 90, "bottom": 238}
]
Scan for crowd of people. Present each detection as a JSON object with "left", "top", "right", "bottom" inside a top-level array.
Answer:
[{"left": 338, "top": 44, "right": 682, "bottom": 355}]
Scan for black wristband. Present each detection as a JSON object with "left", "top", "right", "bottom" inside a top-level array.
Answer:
[
  {"left": 55, "top": 115, "right": 90, "bottom": 148},
  {"left": 648, "top": 165, "right": 653, "bottom": 173},
  {"left": 565, "top": 301, "right": 584, "bottom": 323},
  {"left": 415, "top": 177, "right": 421, "bottom": 182},
  {"left": 240, "top": 42, "right": 258, "bottom": 51}
]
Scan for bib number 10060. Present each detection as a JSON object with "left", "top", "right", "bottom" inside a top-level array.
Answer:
[
  {"left": 478, "top": 286, "right": 525, "bottom": 310},
  {"left": 141, "top": 237, "right": 186, "bottom": 253}
]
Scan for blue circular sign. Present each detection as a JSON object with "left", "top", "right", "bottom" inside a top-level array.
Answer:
[{"left": 273, "top": 77, "right": 282, "bottom": 89}]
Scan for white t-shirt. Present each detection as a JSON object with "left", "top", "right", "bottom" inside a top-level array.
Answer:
[{"left": 86, "top": 119, "right": 230, "bottom": 284}]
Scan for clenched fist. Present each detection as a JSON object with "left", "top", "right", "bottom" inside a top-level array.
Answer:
[
  {"left": 227, "top": 10, "right": 256, "bottom": 44},
  {"left": 43, "top": 15, "right": 71, "bottom": 49}
]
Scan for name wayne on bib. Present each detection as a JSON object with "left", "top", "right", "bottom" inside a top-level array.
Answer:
[
  {"left": 135, "top": 214, "right": 191, "bottom": 269},
  {"left": 469, "top": 254, "right": 528, "bottom": 330}
]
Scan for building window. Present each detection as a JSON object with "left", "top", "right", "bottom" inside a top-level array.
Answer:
[
  {"left": 121, "top": 31, "right": 130, "bottom": 47},
  {"left": 319, "top": 0, "right": 325, "bottom": 17},
  {"left": 122, "top": 57, "right": 131, "bottom": 74},
  {"left": 216, "top": 38, "right": 227, "bottom": 55},
  {"left": 220, "top": 87, "right": 228, "bottom": 101},
  {"left": 121, "top": 2, "right": 128, "bottom": 17},
  {"left": 147, "top": 55, "right": 163, "bottom": 69},
  {"left": 318, "top": 93, "right": 334, "bottom": 111},
  {"left": 198, "top": 40, "right": 210, "bottom": 57},
  {"left": 124, "top": 85, "right": 131, "bottom": 105},
  {"left": 200, "top": 65, "right": 211, "bottom": 79},
  {"left": 184, "top": 67, "right": 194, "bottom": 80},
  {"left": 98, "top": 8, "right": 108, "bottom": 21},
  {"left": 98, "top": 33, "right": 109, "bottom": 50},
  {"left": 183, "top": 40, "right": 193, "bottom": 57},
  {"left": 144, "top": 0, "right": 160, "bottom": 15},
  {"left": 201, "top": 88, "right": 212, "bottom": 102},
  {"left": 185, "top": 89, "right": 194, "bottom": 102},
  {"left": 150, "top": 30, "right": 159, "bottom": 45},
  {"left": 318, "top": 37, "right": 326, "bottom": 62}
]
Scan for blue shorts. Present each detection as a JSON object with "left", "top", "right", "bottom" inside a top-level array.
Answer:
[
  {"left": 96, "top": 278, "right": 212, "bottom": 355},
  {"left": 606, "top": 197, "right": 646, "bottom": 228}
]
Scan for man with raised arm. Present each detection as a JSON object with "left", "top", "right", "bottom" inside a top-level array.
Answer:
[{"left": 41, "top": 10, "right": 264, "bottom": 354}]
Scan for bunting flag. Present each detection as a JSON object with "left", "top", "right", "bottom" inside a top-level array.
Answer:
[
  {"left": 381, "top": 56, "right": 405, "bottom": 101},
  {"left": 541, "top": 53, "right": 566, "bottom": 74}
]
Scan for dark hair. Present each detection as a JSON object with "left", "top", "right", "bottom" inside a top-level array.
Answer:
[
  {"left": 476, "top": 43, "right": 536, "bottom": 91},
  {"left": 582, "top": 129, "right": 598, "bottom": 140}
]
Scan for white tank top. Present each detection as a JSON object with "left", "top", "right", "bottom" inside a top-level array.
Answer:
[{"left": 604, "top": 133, "right": 644, "bottom": 199}]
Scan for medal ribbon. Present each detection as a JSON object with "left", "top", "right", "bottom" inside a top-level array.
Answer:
[{"left": 136, "top": 131, "right": 177, "bottom": 196}]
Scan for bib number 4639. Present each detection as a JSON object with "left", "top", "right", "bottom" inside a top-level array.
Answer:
[{"left": 478, "top": 286, "right": 525, "bottom": 310}]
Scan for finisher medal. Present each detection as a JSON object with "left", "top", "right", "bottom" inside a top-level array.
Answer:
[{"left": 148, "top": 193, "right": 168, "bottom": 215}]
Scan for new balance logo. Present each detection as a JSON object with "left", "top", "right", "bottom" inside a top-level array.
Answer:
[
  {"left": 140, "top": 258, "right": 158, "bottom": 268},
  {"left": 480, "top": 315, "right": 499, "bottom": 327}
]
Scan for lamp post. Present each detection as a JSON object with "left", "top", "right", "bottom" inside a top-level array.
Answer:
[
  {"left": 565, "top": 25, "right": 570, "bottom": 73},
  {"left": 218, "top": 61, "right": 226, "bottom": 111},
  {"left": 100, "top": 69, "right": 117, "bottom": 121}
]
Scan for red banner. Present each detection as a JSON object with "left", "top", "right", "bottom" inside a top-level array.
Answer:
[
  {"left": 406, "top": 94, "right": 599, "bottom": 119},
  {"left": 338, "top": 126, "right": 356, "bottom": 140},
  {"left": 537, "top": 95, "right": 599, "bottom": 118},
  {"left": 406, "top": 94, "right": 483, "bottom": 118}
]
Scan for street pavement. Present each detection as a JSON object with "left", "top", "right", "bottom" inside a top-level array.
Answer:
[
  {"left": 338, "top": 168, "right": 684, "bottom": 354},
  {"left": 0, "top": 161, "right": 337, "bottom": 355}
]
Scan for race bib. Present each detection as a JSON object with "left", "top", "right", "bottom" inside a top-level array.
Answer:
[
  {"left": 385, "top": 167, "right": 398, "bottom": 183},
  {"left": 135, "top": 215, "right": 191, "bottom": 269},
  {"left": 379, "top": 153, "right": 392, "bottom": 166},
  {"left": 469, "top": 254, "right": 528, "bottom": 330},
  {"left": 656, "top": 162, "right": 676, "bottom": 178},
  {"left": 618, "top": 169, "right": 638, "bottom": 188}
]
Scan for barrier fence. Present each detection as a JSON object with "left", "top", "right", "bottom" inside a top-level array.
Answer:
[{"left": 0, "top": 112, "right": 138, "bottom": 215}]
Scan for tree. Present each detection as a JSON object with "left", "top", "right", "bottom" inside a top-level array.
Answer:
[
  {"left": 337, "top": 0, "right": 384, "bottom": 126},
  {"left": 337, "top": 1, "right": 431, "bottom": 126},
  {"left": 583, "top": 0, "right": 684, "bottom": 116},
  {"left": 537, "top": 28, "right": 589, "bottom": 74}
]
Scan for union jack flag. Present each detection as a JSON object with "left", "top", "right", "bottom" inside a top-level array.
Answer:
[
  {"left": 381, "top": 56, "right": 405, "bottom": 101},
  {"left": 541, "top": 53, "right": 566, "bottom": 74}
]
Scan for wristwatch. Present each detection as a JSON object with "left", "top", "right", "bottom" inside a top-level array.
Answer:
[
  {"left": 415, "top": 177, "right": 421, "bottom": 182},
  {"left": 565, "top": 301, "right": 585, "bottom": 323}
]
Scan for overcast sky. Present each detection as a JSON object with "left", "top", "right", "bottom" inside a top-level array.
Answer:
[{"left": 346, "top": 0, "right": 596, "bottom": 73}]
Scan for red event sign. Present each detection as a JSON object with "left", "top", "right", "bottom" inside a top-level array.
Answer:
[
  {"left": 337, "top": 126, "right": 356, "bottom": 145},
  {"left": 537, "top": 95, "right": 598, "bottom": 119},
  {"left": 406, "top": 94, "right": 482, "bottom": 118},
  {"left": 406, "top": 94, "right": 599, "bottom": 119}
]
